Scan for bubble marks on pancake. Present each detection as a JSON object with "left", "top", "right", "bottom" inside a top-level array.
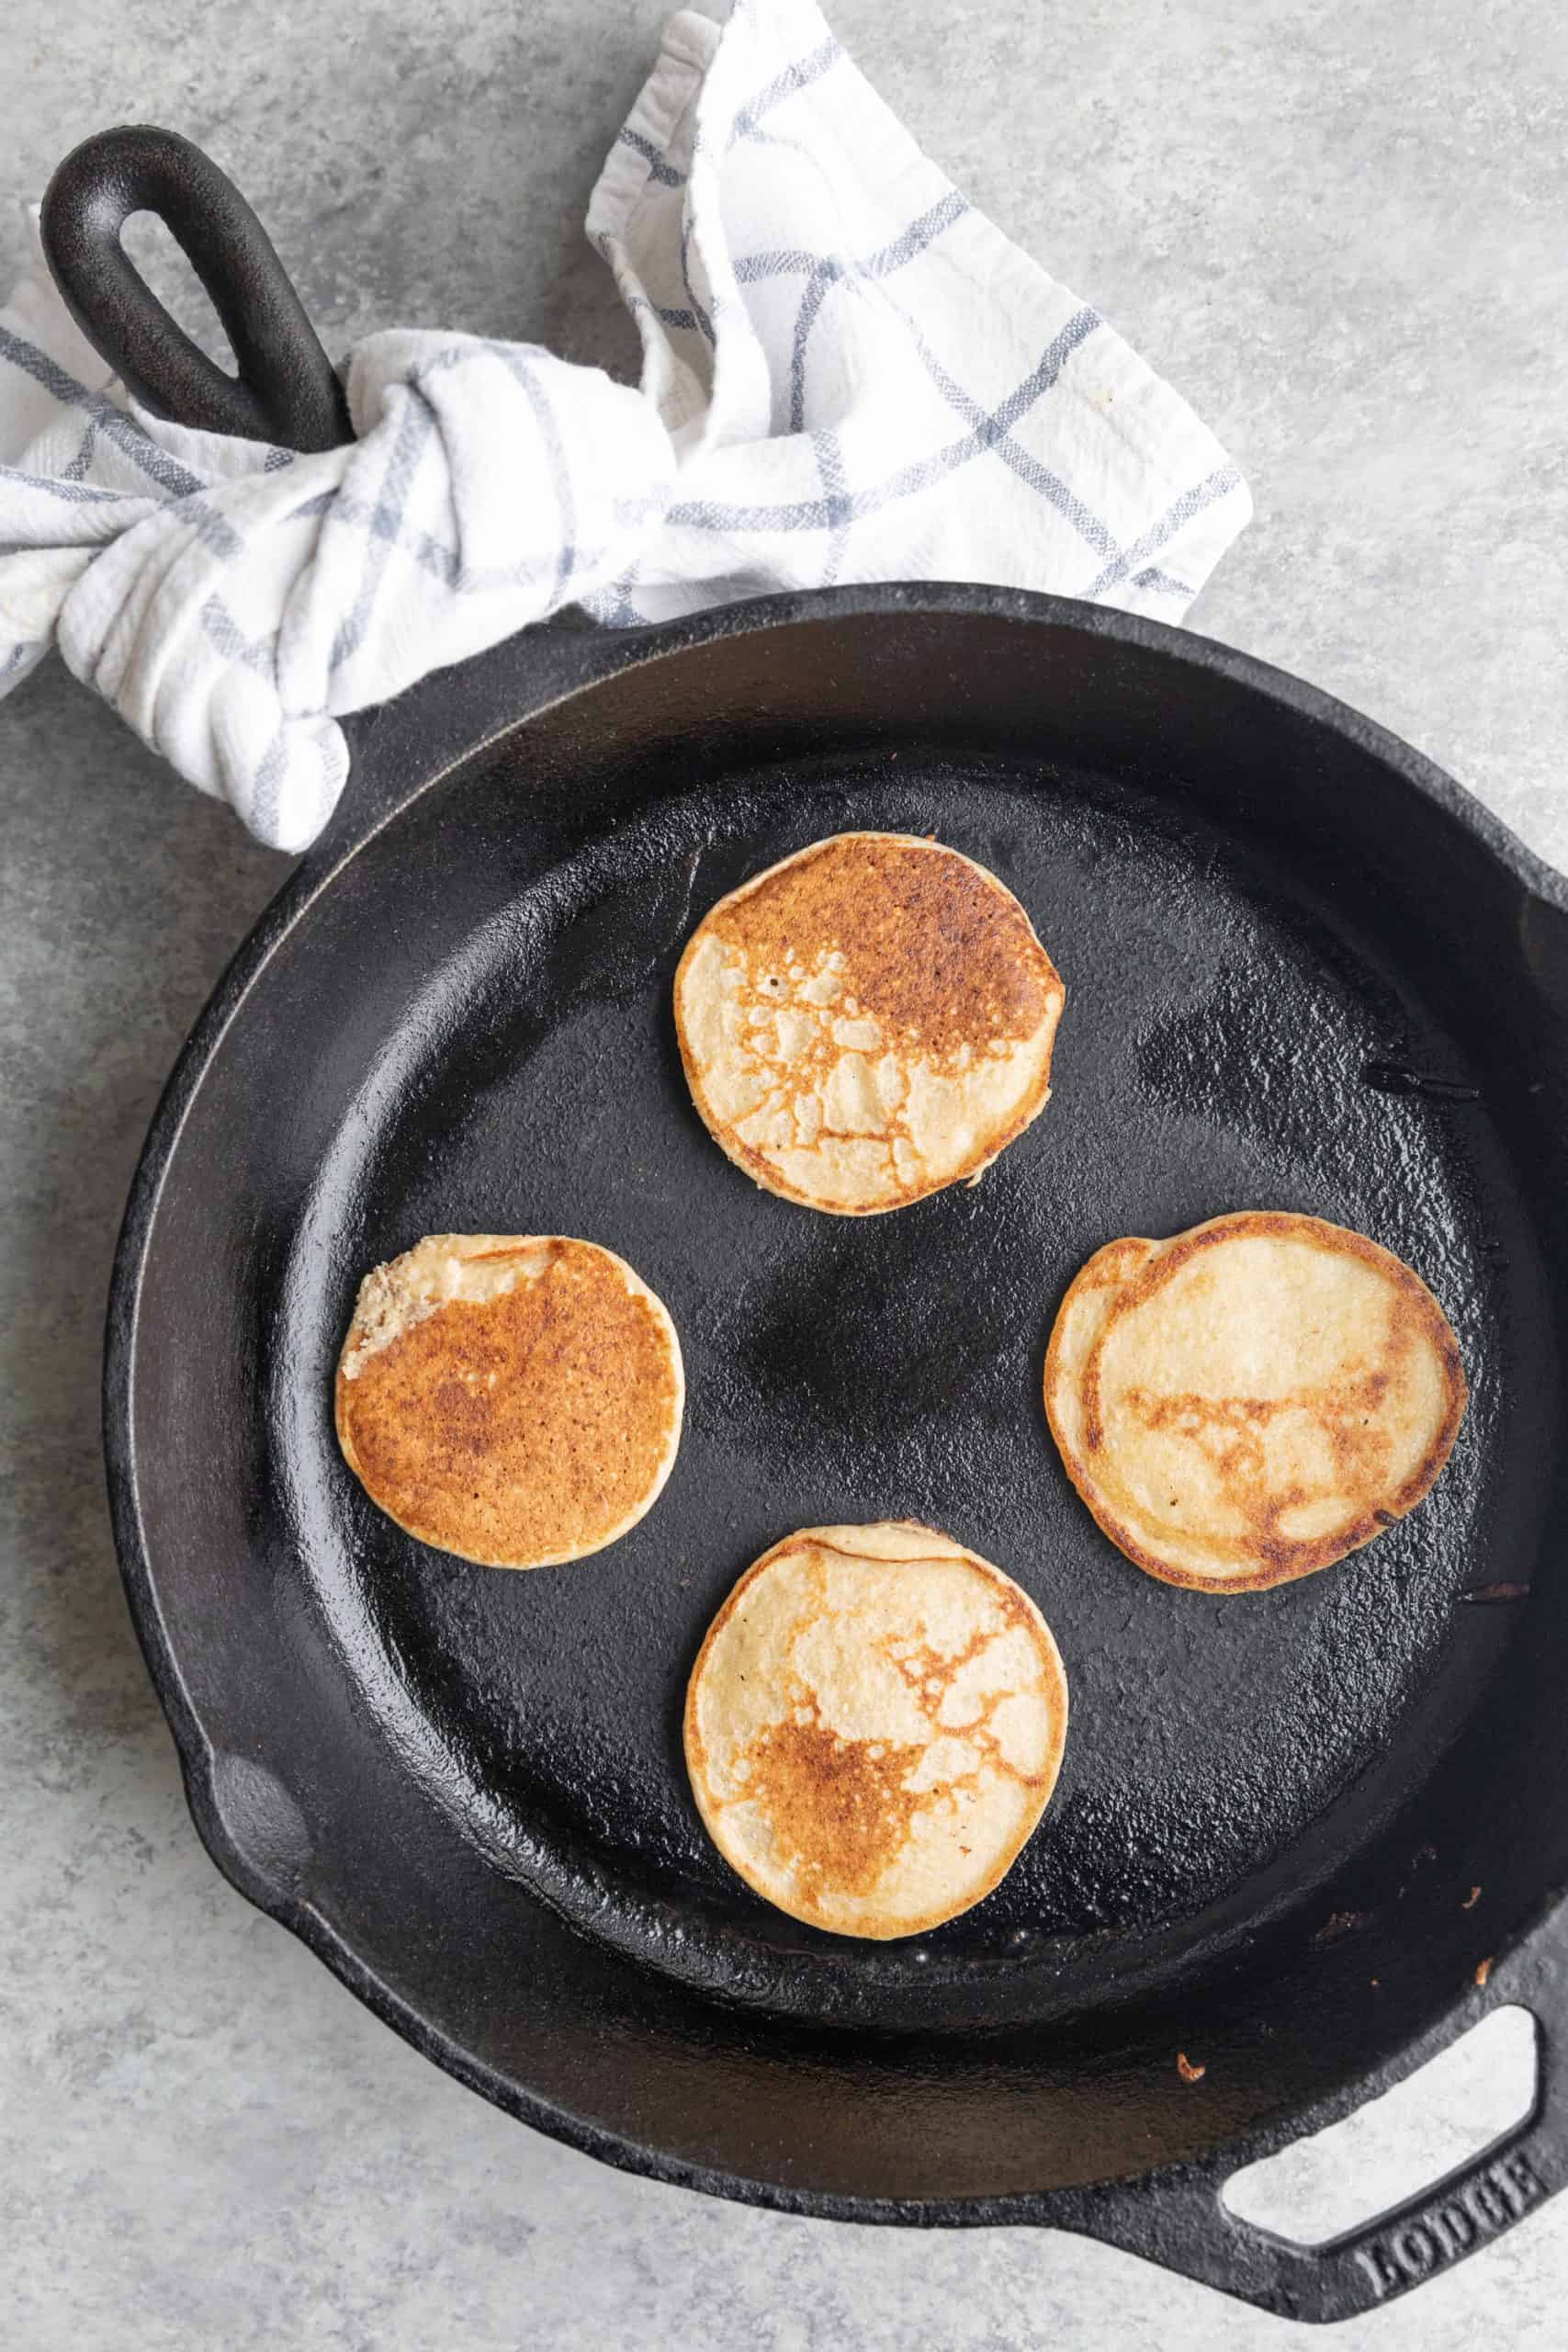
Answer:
[
  {"left": 674, "top": 834, "right": 1065, "bottom": 1214},
  {"left": 684, "top": 1521, "right": 1069, "bottom": 1938}
]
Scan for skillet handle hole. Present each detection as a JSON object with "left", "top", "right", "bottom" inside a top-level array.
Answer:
[
  {"left": 1221, "top": 2004, "right": 1537, "bottom": 2246},
  {"left": 119, "top": 208, "right": 240, "bottom": 378}
]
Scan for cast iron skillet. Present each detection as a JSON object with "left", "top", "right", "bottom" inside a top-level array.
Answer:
[{"left": 47, "top": 129, "right": 1568, "bottom": 2323}]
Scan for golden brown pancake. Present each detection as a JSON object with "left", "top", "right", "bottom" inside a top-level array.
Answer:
[
  {"left": 684, "top": 1521, "right": 1069, "bottom": 1938},
  {"left": 335, "top": 1234, "right": 683, "bottom": 1568},
  {"left": 1044, "top": 1211, "right": 1467, "bottom": 1593},
  {"left": 673, "top": 832, "right": 1065, "bottom": 1215}
]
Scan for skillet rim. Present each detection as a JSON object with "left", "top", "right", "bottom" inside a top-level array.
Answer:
[{"left": 99, "top": 582, "right": 1568, "bottom": 2294}]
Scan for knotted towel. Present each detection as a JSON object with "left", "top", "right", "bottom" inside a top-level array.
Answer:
[{"left": 0, "top": 0, "right": 1249, "bottom": 850}]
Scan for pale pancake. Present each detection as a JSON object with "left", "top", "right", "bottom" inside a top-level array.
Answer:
[
  {"left": 1044, "top": 1212, "right": 1467, "bottom": 1593},
  {"left": 335, "top": 1234, "right": 683, "bottom": 1569},
  {"left": 684, "top": 1521, "right": 1069, "bottom": 1939},
  {"left": 673, "top": 832, "right": 1065, "bottom": 1215}
]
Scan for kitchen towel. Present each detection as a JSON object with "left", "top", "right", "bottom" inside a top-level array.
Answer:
[{"left": 0, "top": 0, "right": 1249, "bottom": 851}]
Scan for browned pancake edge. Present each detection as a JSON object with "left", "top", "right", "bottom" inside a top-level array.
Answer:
[
  {"left": 335, "top": 1236, "right": 683, "bottom": 1570},
  {"left": 682, "top": 1521, "right": 1071, "bottom": 1938},
  {"left": 673, "top": 832, "right": 1065, "bottom": 1216},
  {"left": 1043, "top": 1211, "right": 1468, "bottom": 1594}
]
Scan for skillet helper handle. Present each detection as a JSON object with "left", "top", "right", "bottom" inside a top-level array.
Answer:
[
  {"left": 39, "top": 125, "right": 353, "bottom": 451},
  {"left": 1075, "top": 1998, "right": 1565, "bottom": 2321}
]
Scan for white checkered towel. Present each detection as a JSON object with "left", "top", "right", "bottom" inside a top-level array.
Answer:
[{"left": 0, "top": 0, "right": 1249, "bottom": 851}]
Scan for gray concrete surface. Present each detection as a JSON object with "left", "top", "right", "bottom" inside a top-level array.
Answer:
[{"left": 2, "top": 3, "right": 1565, "bottom": 2345}]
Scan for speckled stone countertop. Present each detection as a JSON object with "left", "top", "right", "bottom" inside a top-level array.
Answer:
[{"left": 3, "top": 4, "right": 1566, "bottom": 2345}]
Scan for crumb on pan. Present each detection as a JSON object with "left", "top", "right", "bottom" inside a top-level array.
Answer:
[{"left": 1314, "top": 1907, "right": 1369, "bottom": 1944}]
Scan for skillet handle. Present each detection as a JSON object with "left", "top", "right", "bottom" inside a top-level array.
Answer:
[
  {"left": 39, "top": 126, "right": 353, "bottom": 451},
  {"left": 1068, "top": 1997, "right": 1565, "bottom": 2321}
]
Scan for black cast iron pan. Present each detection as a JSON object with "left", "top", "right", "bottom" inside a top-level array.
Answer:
[{"left": 46, "top": 128, "right": 1568, "bottom": 2322}]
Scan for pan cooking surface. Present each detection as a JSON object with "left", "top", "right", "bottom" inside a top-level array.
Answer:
[
  {"left": 109, "top": 598, "right": 1568, "bottom": 2284},
  {"left": 269, "top": 748, "right": 1540, "bottom": 2030}
]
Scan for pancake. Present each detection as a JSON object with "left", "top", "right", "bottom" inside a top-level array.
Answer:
[
  {"left": 673, "top": 832, "right": 1065, "bottom": 1215},
  {"left": 1044, "top": 1211, "right": 1467, "bottom": 1593},
  {"left": 684, "top": 1521, "right": 1069, "bottom": 1939},
  {"left": 335, "top": 1233, "right": 683, "bottom": 1569}
]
